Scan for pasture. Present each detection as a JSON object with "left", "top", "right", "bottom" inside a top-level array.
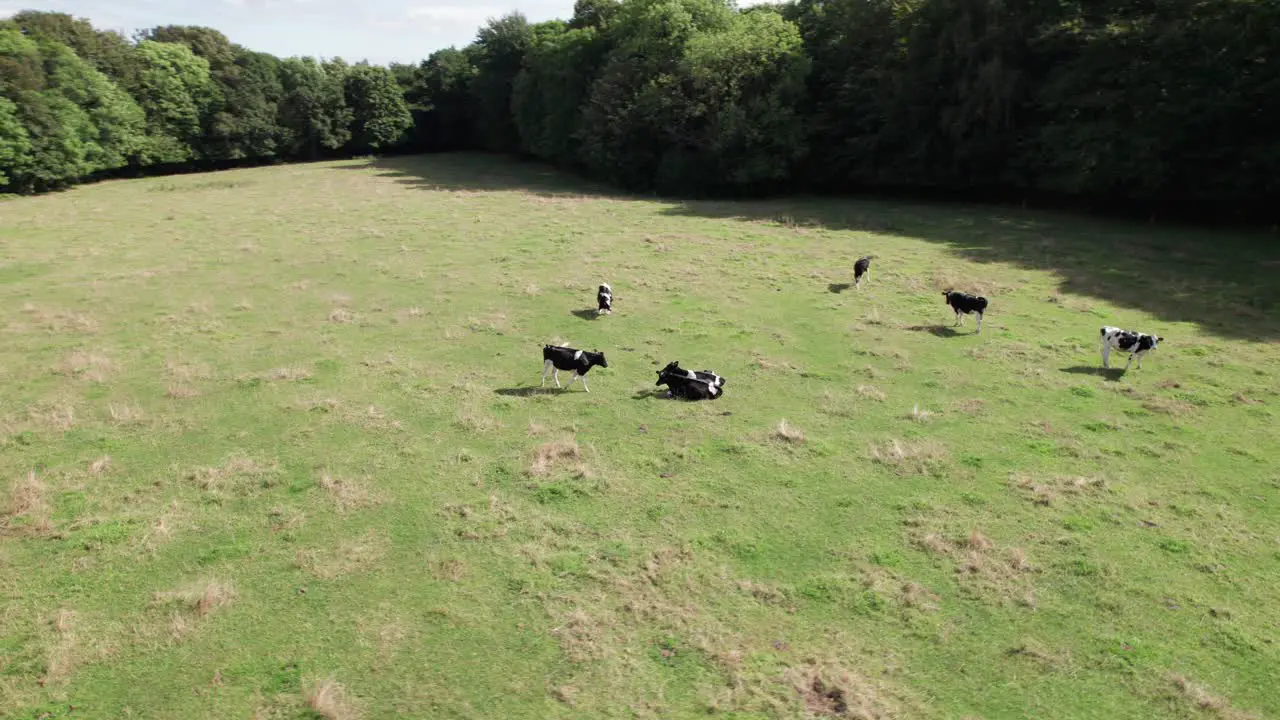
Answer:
[{"left": 2, "top": 154, "right": 1278, "bottom": 719}]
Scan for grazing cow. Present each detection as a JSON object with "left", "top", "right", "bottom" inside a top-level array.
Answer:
[
  {"left": 942, "top": 291, "right": 989, "bottom": 333},
  {"left": 541, "top": 345, "right": 608, "bottom": 392},
  {"left": 655, "top": 366, "right": 722, "bottom": 401},
  {"left": 657, "top": 361, "right": 725, "bottom": 389},
  {"left": 1100, "top": 326, "right": 1164, "bottom": 370},
  {"left": 597, "top": 283, "right": 613, "bottom": 315},
  {"left": 854, "top": 256, "right": 874, "bottom": 287}
]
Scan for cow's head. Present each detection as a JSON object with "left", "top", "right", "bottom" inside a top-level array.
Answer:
[{"left": 589, "top": 350, "right": 608, "bottom": 368}]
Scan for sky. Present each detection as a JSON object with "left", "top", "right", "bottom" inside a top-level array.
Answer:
[{"left": 0, "top": 0, "right": 597, "bottom": 66}]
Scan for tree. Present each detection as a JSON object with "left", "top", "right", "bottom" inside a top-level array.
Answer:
[
  {"left": 415, "top": 47, "right": 478, "bottom": 151},
  {"left": 343, "top": 64, "right": 412, "bottom": 152},
  {"left": 0, "top": 96, "right": 33, "bottom": 189},
  {"left": 11, "top": 11, "right": 142, "bottom": 91},
  {"left": 512, "top": 24, "right": 610, "bottom": 166},
  {"left": 470, "top": 13, "right": 535, "bottom": 153},
  {"left": 277, "top": 57, "right": 352, "bottom": 159},
  {"left": 139, "top": 25, "right": 285, "bottom": 160},
  {"left": 132, "top": 40, "right": 216, "bottom": 164}
]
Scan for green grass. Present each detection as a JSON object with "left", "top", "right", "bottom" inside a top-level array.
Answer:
[{"left": 2, "top": 154, "right": 1278, "bottom": 719}]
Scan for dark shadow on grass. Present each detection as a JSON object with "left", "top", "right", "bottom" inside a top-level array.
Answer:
[
  {"left": 828, "top": 283, "right": 853, "bottom": 294},
  {"left": 571, "top": 309, "right": 601, "bottom": 321},
  {"left": 904, "top": 324, "right": 962, "bottom": 338},
  {"left": 334, "top": 153, "right": 1280, "bottom": 340},
  {"left": 632, "top": 388, "right": 670, "bottom": 401},
  {"left": 1060, "top": 366, "right": 1126, "bottom": 382},
  {"left": 494, "top": 387, "right": 561, "bottom": 397}
]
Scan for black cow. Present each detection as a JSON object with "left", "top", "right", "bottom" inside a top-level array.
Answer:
[
  {"left": 942, "top": 291, "right": 989, "bottom": 333},
  {"left": 541, "top": 345, "right": 608, "bottom": 392},
  {"left": 854, "top": 256, "right": 874, "bottom": 288},
  {"left": 657, "top": 361, "right": 725, "bottom": 389},
  {"left": 1100, "top": 326, "right": 1164, "bottom": 370},
  {"left": 597, "top": 283, "right": 613, "bottom": 315},
  {"left": 656, "top": 366, "right": 722, "bottom": 401}
]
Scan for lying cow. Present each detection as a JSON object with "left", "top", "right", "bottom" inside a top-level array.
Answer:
[
  {"left": 597, "top": 283, "right": 613, "bottom": 315},
  {"left": 942, "top": 290, "right": 989, "bottom": 333},
  {"left": 655, "top": 366, "right": 722, "bottom": 401},
  {"left": 1100, "top": 326, "right": 1164, "bottom": 370},
  {"left": 657, "top": 361, "right": 725, "bottom": 388},
  {"left": 541, "top": 344, "right": 608, "bottom": 392}
]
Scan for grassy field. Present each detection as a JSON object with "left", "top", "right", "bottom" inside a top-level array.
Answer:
[{"left": 2, "top": 154, "right": 1278, "bottom": 719}]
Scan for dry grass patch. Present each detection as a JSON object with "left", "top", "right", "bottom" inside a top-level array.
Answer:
[
  {"left": 40, "top": 608, "right": 80, "bottom": 684},
  {"left": 55, "top": 351, "right": 115, "bottom": 382},
  {"left": 88, "top": 456, "right": 111, "bottom": 475},
  {"left": 185, "top": 454, "right": 281, "bottom": 493},
  {"left": 785, "top": 661, "right": 903, "bottom": 719},
  {"left": 905, "top": 405, "right": 934, "bottom": 423},
  {"left": 1009, "top": 473, "right": 1106, "bottom": 506},
  {"left": 868, "top": 438, "right": 949, "bottom": 476},
  {"left": 108, "top": 401, "right": 145, "bottom": 426},
  {"left": 858, "top": 385, "right": 887, "bottom": 402},
  {"left": 295, "top": 529, "right": 389, "bottom": 579},
  {"left": 328, "top": 308, "right": 355, "bottom": 324},
  {"left": 912, "top": 529, "right": 1036, "bottom": 606},
  {"left": 772, "top": 419, "right": 806, "bottom": 444},
  {"left": 26, "top": 399, "right": 77, "bottom": 431},
  {"left": 316, "top": 473, "right": 382, "bottom": 512},
  {"left": 1167, "top": 674, "right": 1260, "bottom": 719},
  {"left": 305, "top": 677, "right": 360, "bottom": 720},
  {"left": 263, "top": 367, "right": 313, "bottom": 382},
  {"left": 153, "top": 579, "right": 236, "bottom": 640},
  {"left": 165, "top": 385, "right": 201, "bottom": 399},
  {"left": 4, "top": 471, "right": 51, "bottom": 536},
  {"left": 953, "top": 398, "right": 986, "bottom": 415},
  {"left": 455, "top": 405, "right": 498, "bottom": 433},
  {"left": 528, "top": 438, "right": 588, "bottom": 477},
  {"left": 153, "top": 579, "right": 237, "bottom": 617}
]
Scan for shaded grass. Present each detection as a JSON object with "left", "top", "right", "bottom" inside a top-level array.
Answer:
[{"left": 0, "top": 153, "right": 1277, "bottom": 719}]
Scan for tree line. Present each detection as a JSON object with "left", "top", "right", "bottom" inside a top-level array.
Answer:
[{"left": 3, "top": 2, "right": 1277, "bottom": 218}]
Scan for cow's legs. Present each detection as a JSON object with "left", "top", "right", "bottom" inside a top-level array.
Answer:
[
  {"left": 541, "top": 360, "right": 552, "bottom": 386},
  {"left": 1101, "top": 344, "right": 1111, "bottom": 369},
  {"left": 553, "top": 369, "right": 562, "bottom": 388},
  {"left": 975, "top": 312, "right": 983, "bottom": 333},
  {"left": 580, "top": 374, "right": 590, "bottom": 393},
  {"left": 1123, "top": 352, "right": 1134, "bottom": 371},
  {"left": 955, "top": 311, "right": 963, "bottom": 326}
]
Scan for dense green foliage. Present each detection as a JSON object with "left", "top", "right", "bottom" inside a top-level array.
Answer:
[{"left": 2, "top": 2, "right": 1277, "bottom": 213}]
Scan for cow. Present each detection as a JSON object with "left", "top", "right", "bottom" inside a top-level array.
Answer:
[
  {"left": 541, "top": 345, "right": 608, "bottom": 392},
  {"left": 657, "top": 361, "right": 725, "bottom": 389},
  {"left": 597, "top": 284, "right": 613, "bottom": 315},
  {"left": 655, "top": 366, "right": 722, "bottom": 401},
  {"left": 1100, "top": 326, "right": 1164, "bottom": 370},
  {"left": 854, "top": 256, "right": 874, "bottom": 288},
  {"left": 942, "top": 291, "right": 989, "bottom": 333}
]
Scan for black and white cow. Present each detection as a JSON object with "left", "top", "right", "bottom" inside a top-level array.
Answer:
[
  {"left": 597, "top": 283, "right": 613, "bottom": 315},
  {"left": 657, "top": 361, "right": 725, "bottom": 389},
  {"left": 1100, "top": 326, "right": 1164, "bottom": 370},
  {"left": 854, "top": 255, "right": 874, "bottom": 288},
  {"left": 942, "top": 291, "right": 989, "bottom": 333},
  {"left": 655, "top": 366, "right": 722, "bottom": 401},
  {"left": 541, "top": 344, "right": 608, "bottom": 392}
]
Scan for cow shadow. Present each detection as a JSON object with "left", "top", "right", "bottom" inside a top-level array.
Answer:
[
  {"left": 828, "top": 283, "right": 853, "bottom": 294},
  {"left": 1060, "top": 366, "right": 1126, "bottom": 382},
  {"left": 494, "top": 386, "right": 562, "bottom": 397},
  {"left": 571, "top": 309, "right": 601, "bottom": 321},
  {"left": 904, "top": 324, "right": 962, "bottom": 338},
  {"left": 632, "top": 388, "right": 670, "bottom": 400}
]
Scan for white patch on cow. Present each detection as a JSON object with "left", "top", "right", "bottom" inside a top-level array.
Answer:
[{"left": 573, "top": 350, "right": 583, "bottom": 361}]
